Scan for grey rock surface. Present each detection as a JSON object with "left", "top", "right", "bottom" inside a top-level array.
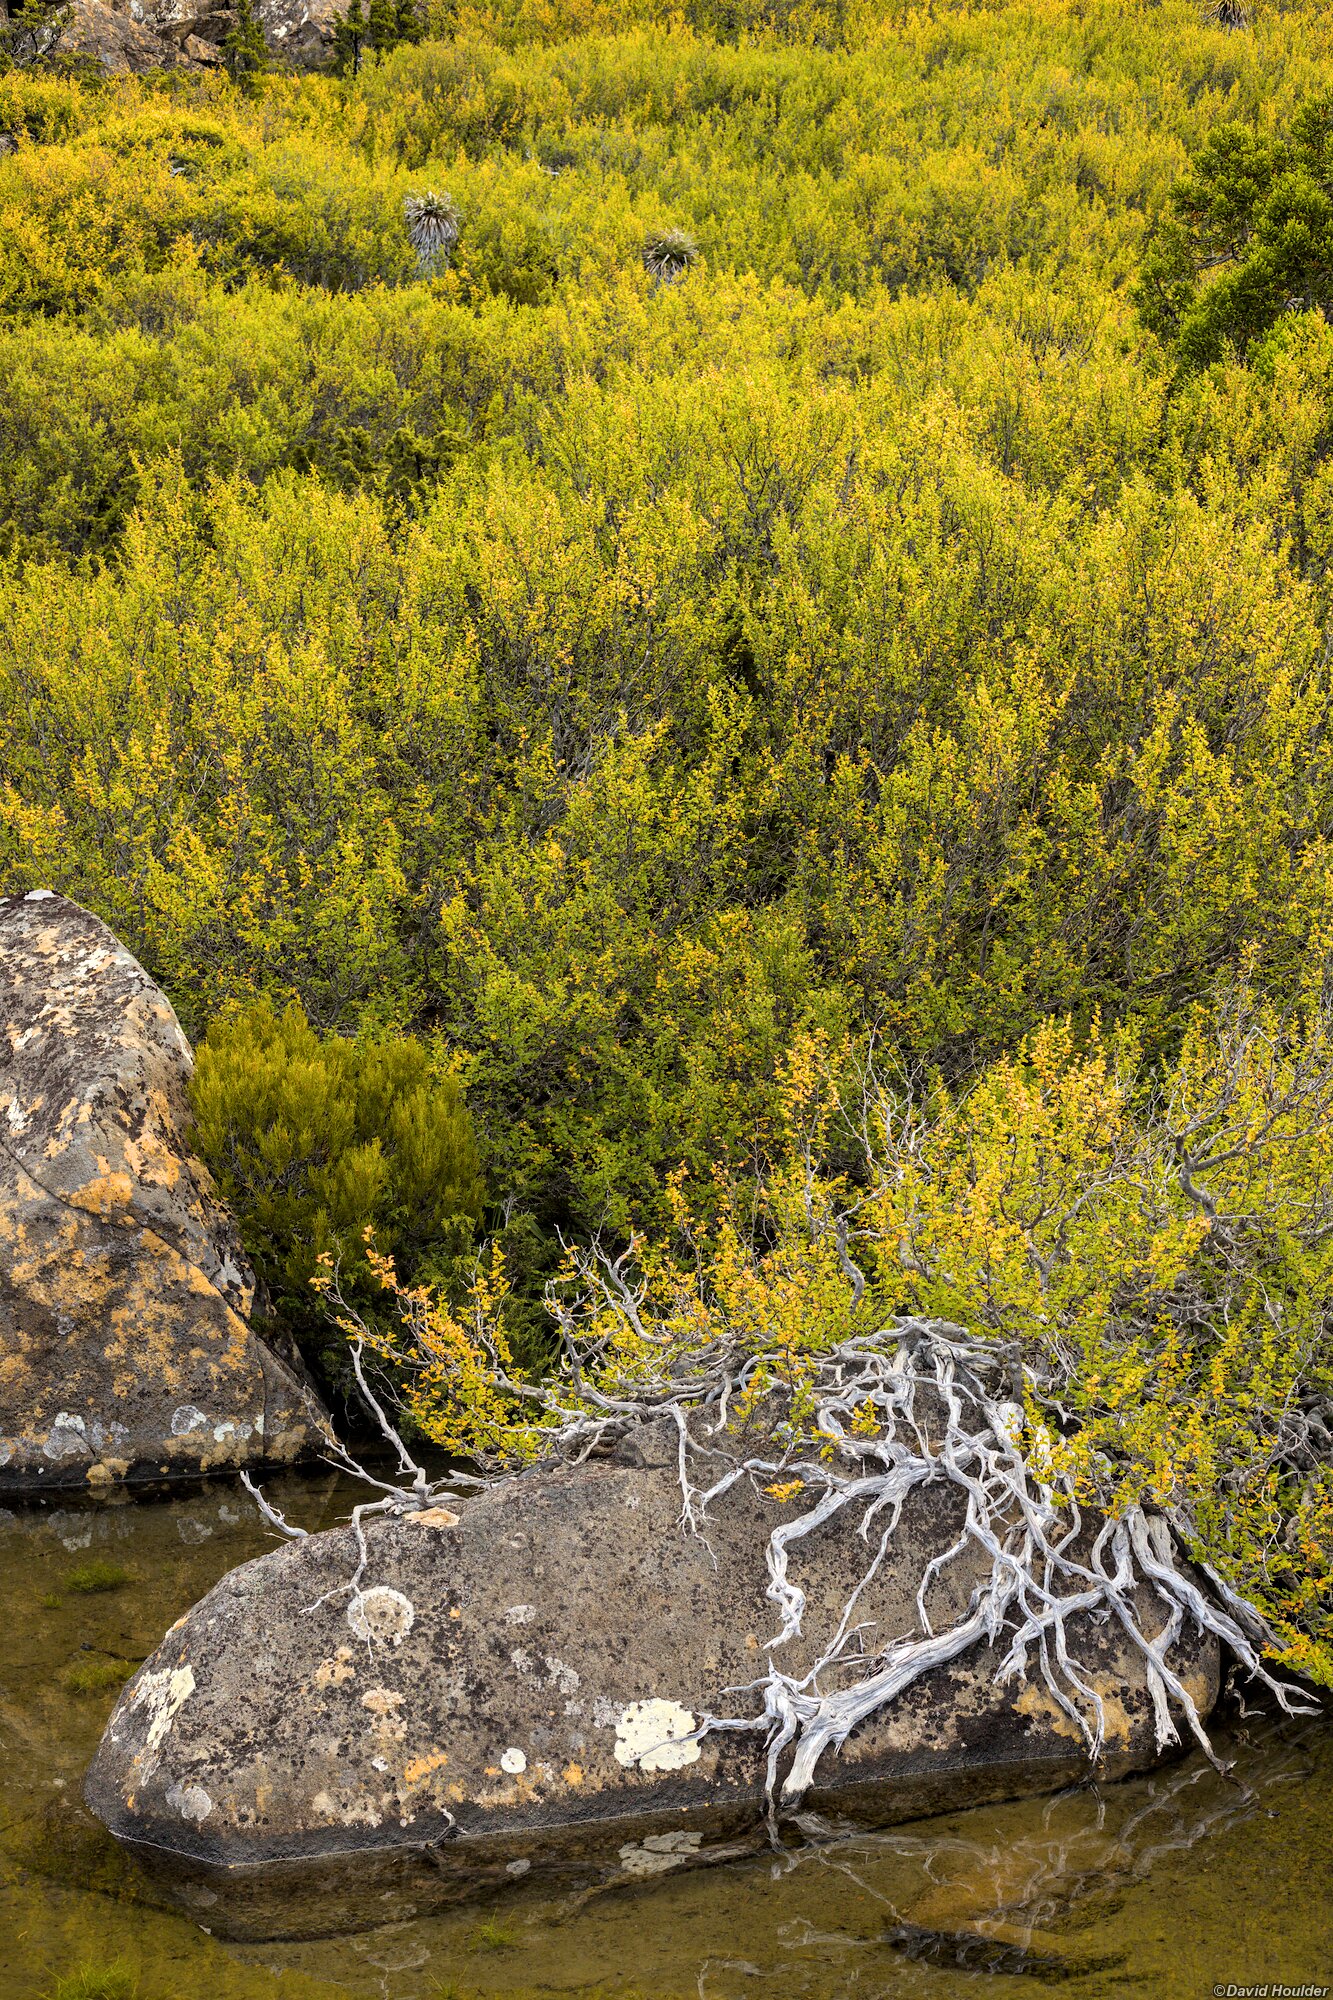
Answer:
[
  {"left": 0, "top": 890, "right": 327, "bottom": 1491},
  {"left": 85, "top": 1418, "right": 1219, "bottom": 1940},
  {"left": 253, "top": 0, "right": 341, "bottom": 66},
  {"left": 58, "top": 0, "right": 341, "bottom": 71}
]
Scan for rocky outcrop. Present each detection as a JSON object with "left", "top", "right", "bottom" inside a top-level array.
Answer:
[
  {"left": 85, "top": 1417, "right": 1219, "bottom": 1942},
  {"left": 0, "top": 890, "right": 326, "bottom": 1491},
  {"left": 59, "top": 0, "right": 176, "bottom": 70},
  {"left": 57, "top": 0, "right": 342, "bottom": 73},
  {"left": 251, "top": 0, "right": 341, "bottom": 66}
]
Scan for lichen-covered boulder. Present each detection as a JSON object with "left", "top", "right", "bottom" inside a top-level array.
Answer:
[
  {"left": 0, "top": 890, "right": 326, "bottom": 1490},
  {"left": 85, "top": 1419, "right": 1219, "bottom": 1942}
]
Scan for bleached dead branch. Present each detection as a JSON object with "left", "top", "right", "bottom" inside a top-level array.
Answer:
[{"left": 254, "top": 1262, "right": 1318, "bottom": 1801}]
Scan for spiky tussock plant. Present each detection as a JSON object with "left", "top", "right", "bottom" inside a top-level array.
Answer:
[
  {"left": 642, "top": 226, "right": 698, "bottom": 285},
  {"left": 404, "top": 191, "right": 461, "bottom": 272},
  {"left": 1206, "top": 0, "right": 1250, "bottom": 26}
]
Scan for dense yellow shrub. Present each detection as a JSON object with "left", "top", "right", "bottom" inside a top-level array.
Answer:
[{"left": 2, "top": 0, "right": 1333, "bottom": 1663}]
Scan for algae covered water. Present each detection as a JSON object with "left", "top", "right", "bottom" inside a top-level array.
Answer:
[{"left": 2, "top": 1478, "right": 1330, "bottom": 2000}]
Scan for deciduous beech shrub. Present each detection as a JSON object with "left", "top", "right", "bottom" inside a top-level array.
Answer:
[
  {"left": 348, "top": 997, "right": 1333, "bottom": 1684},
  {"left": 189, "top": 1000, "right": 484, "bottom": 1395},
  {"left": 2, "top": 0, "right": 1333, "bottom": 1678}
]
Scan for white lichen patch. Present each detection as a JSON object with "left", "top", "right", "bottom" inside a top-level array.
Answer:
[
  {"left": 42, "top": 1413, "right": 89, "bottom": 1462},
  {"left": 166, "top": 1779, "right": 213, "bottom": 1823},
  {"left": 504, "top": 1603, "right": 536, "bottom": 1625},
  {"left": 127, "top": 1661, "right": 196, "bottom": 1775},
  {"left": 613, "top": 1700, "right": 702, "bottom": 1773},
  {"left": 499, "top": 1746, "right": 528, "bottom": 1775},
  {"left": 347, "top": 1587, "right": 415, "bottom": 1646},
  {"left": 618, "top": 1830, "right": 703, "bottom": 1876},
  {"left": 340, "top": 1797, "right": 385, "bottom": 1828},
  {"left": 138, "top": 1664, "right": 197, "bottom": 1751}
]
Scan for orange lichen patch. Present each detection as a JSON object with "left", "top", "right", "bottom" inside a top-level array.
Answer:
[
  {"left": 86, "top": 1458, "right": 131, "bottom": 1484},
  {"left": 361, "top": 1687, "right": 404, "bottom": 1717},
  {"left": 561, "top": 1762, "right": 585, "bottom": 1787},
  {"left": 404, "top": 1750, "right": 449, "bottom": 1785},
  {"left": 404, "top": 1507, "right": 461, "bottom": 1530},
  {"left": 314, "top": 1656, "right": 357, "bottom": 1690},
  {"left": 1014, "top": 1676, "right": 1134, "bottom": 1749},
  {"left": 70, "top": 1172, "right": 135, "bottom": 1219}
]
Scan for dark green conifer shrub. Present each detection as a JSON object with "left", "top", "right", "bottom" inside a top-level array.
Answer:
[
  {"left": 221, "top": 0, "right": 270, "bottom": 90},
  {"left": 332, "top": 0, "right": 369, "bottom": 76},
  {"left": 333, "top": 0, "right": 418, "bottom": 76},
  {"left": 0, "top": 0, "right": 63, "bottom": 70},
  {"left": 189, "top": 999, "right": 484, "bottom": 1397},
  {"left": 1136, "top": 93, "right": 1333, "bottom": 367}
]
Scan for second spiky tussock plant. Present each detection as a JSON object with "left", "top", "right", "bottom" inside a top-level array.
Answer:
[
  {"left": 404, "top": 191, "right": 461, "bottom": 272},
  {"left": 641, "top": 226, "right": 698, "bottom": 284}
]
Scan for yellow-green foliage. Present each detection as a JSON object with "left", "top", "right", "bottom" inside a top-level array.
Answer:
[
  {"left": 61, "top": 1657, "right": 137, "bottom": 1696},
  {"left": 190, "top": 1000, "right": 483, "bottom": 1379},
  {"left": 2, "top": 0, "right": 1333, "bottom": 1661},
  {"left": 41, "top": 1966, "right": 138, "bottom": 2000},
  {"left": 360, "top": 998, "right": 1333, "bottom": 1680}
]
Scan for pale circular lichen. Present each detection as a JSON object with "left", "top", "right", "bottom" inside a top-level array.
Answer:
[
  {"left": 612, "top": 1699, "right": 702, "bottom": 1773},
  {"left": 347, "top": 1586, "right": 415, "bottom": 1646},
  {"left": 499, "top": 1746, "right": 528, "bottom": 1774}
]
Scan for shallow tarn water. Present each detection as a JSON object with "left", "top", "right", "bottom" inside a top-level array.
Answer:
[{"left": 1, "top": 1476, "right": 1330, "bottom": 2000}]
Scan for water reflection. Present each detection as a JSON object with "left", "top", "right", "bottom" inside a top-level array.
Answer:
[{"left": 232, "top": 1710, "right": 1327, "bottom": 2000}]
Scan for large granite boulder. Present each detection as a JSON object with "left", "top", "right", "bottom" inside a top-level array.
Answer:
[
  {"left": 85, "top": 1417, "right": 1219, "bottom": 1942},
  {"left": 0, "top": 890, "right": 326, "bottom": 1491}
]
